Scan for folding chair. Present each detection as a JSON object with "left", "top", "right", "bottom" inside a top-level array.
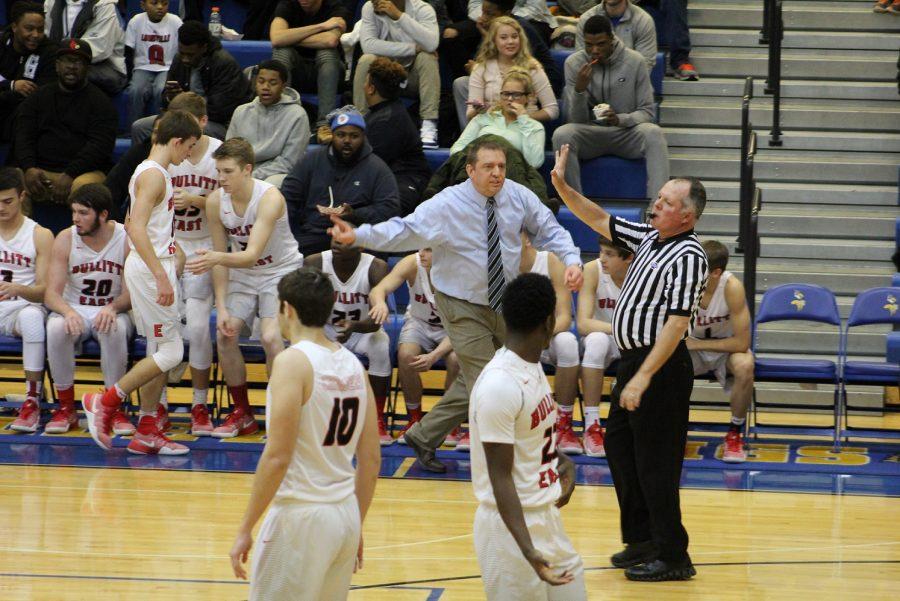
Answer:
[
  {"left": 751, "top": 283, "right": 842, "bottom": 447},
  {"left": 839, "top": 286, "right": 900, "bottom": 442}
]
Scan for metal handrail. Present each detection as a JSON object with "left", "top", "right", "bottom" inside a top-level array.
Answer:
[
  {"left": 745, "top": 186, "right": 762, "bottom": 321},
  {"left": 764, "top": 0, "right": 784, "bottom": 146},
  {"left": 737, "top": 77, "right": 754, "bottom": 253},
  {"left": 760, "top": 0, "right": 772, "bottom": 44}
]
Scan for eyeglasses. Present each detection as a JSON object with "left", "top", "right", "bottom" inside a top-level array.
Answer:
[{"left": 499, "top": 91, "right": 526, "bottom": 99}]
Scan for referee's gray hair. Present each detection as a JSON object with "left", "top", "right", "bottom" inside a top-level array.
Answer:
[{"left": 670, "top": 176, "right": 707, "bottom": 219}]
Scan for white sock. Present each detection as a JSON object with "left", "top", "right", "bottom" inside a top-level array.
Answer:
[
  {"left": 584, "top": 406, "right": 600, "bottom": 429},
  {"left": 730, "top": 416, "right": 746, "bottom": 429},
  {"left": 139, "top": 409, "right": 155, "bottom": 419},
  {"left": 192, "top": 388, "right": 208, "bottom": 407},
  {"left": 159, "top": 388, "right": 168, "bottom": 409},
  {"left": 558, "top": 404, "right": 573, "bottom": 417},
  {"left": 405, "top": 400, "right": 421, "bottom": 411}
]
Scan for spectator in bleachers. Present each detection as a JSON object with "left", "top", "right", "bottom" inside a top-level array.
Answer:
[
  {"left": 131, "top": 21, "right": 253, "bottom": 143},
  {"left": 44, "top": 0, "right": 127, "bottom": 94},
  {"left": 361, "top": 57, "right": 430, "bottom": 215},
  {"left": 105, "top": 115, "right": 155, "bottom": 215},
  {"left": 124, "top": 0, "right": 183, "bottom": 125},
  {"left": 0, "top": 167, "right": 53, "bottom": 434},
  {"left": 556, "top": 0, "right": 593, "bottom": 17},
  {"left": 660, "top": 0, "right": 698, "bottom": 80},
  {"left": 456, "top": 16, "right": 558, "bottom": 127},
  {"left": 469, "top": 0, "right": 556, "bottom": 46},
  {"left": 552, "top": 15, "right": 668, "bottom": 200},
  {"left": 0, "top": 2, "right": 57, "bottom": 142},
  {"left": 226, "top": 59, "right": 309, "bottom": 188},
  {"left": 575, "top": 0, "right": 657, "bottom": 70},
  {"left": 15, "top": 39, "right": 117, "bottom": 206},
  {"left": 479, "top": 0, "right": 560, "bottom": 92},
  {"left": 353, "top": 0, "right": 441, "bottom": 149},
  {"left": 282, "top": 106, "right": 400, "bottom": 255},
  {"left": 270, "top": 0, "right": 350, "bottom": 144},
  {"left": 241, "top": 0, "right": 281, "bottom": 40},
  {"left": 451, "top": 67, "right": 544, "bottom": 168}
]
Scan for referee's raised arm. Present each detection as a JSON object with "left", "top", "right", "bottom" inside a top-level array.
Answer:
[{"left": 550, "top": 144, "right": 612, "bottom": 241}]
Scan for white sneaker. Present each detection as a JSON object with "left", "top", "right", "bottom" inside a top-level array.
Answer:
[{"left": 420, "top": 119, "right": 438, "bottom": 149}]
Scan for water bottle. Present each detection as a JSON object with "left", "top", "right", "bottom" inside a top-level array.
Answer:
[{"left": 208, "top": 7, "right": 222, "bottom": 39}]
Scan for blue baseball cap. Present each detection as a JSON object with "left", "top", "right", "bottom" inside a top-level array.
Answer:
[{"left": 330, "top": 109, "right": 366, "bottom": 132}]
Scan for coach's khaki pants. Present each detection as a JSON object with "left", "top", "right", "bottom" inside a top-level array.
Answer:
[
  {"left": 353, "top": 52, "right": 440, "bottom": 121},
  {"left": 405, "top": 291, "right": 506, "bottom": 451}
]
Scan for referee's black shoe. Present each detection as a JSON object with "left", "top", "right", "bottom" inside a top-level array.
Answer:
[
  {"left": 610, "top": 541, "right": 658, "bottom": 568},
  {"left": 624, "top": 559, "right": 696, "bottom": 581},
  {"left": 406, "top": 434, "right": 447, "bottom": 473}
]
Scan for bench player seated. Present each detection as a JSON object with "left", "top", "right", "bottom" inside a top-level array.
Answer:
[
  {"left": 43, "top": 184, "right": 133, "bottom": 434},
  {"left": 306, "top": 240, "right": 393, "bottom": 445},
  {"left": 520, "top": 232, "right": 581, "bottom": 455},
  {"left": 574, "top": 236, "right": 633, "bottom": 457},
  {"left": 687, "top": 240, "right": 754, "bottom": 463},
  {"left": 0, "top": 167, "right": 53, "bottom": 432},
  {"left": 186, "top": 138, "right": 304, "bottom": 439},
  {"left": 368, "top": 248, "right": 461, "bottom": 442}
]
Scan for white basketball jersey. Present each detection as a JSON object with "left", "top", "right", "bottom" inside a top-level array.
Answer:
[
  {"left": 169, "top": 137, "right": 221, "bottom": 241},
  {"left": 0, "top": 217, "right": 38, "bottom": 302},
  {"left": 593, "top": 261, "right": 621, "bottom": 322},
  {"left": 128, "top": 160, "right": 176, "bottom": 259},
  {"left": 62, "top": 223, "right": 127, "bottom": 314},
  {"left": 271, "top": 340, "right": 369, "bottom": 504},
  {"left": 470, "top": 348, "right": 561, "bottom": 509},
  {"left": 528, "top": 250, "right": 550, "bottom": 278},
  {"left": 694, "top": 271, "right": 734, "bottom": 340},
  {"left": 406, "top": 253, "right": 442, "bottom": 327},
  {"left": 322, "top": 250, "right": 376, "bottom": 338},
  {"left": 219, "top": 179, "right": 303, "bottom": 282}
]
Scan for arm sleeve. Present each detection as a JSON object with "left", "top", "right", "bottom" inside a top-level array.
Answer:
[
  {"left": 254, "top": 109, "right": 310, "bottom": 180},
  {"left": 349, "top": 162, "right": 401, "bottom": 225},
  {"left": 617, "top": 61, "right": 655, "bottom": 128},
  {"left": 472, "top": 370, "right": 520, "bottom": 444},
  {"left": 522, "top": 188, "right": 582, "bottom": 267},
  {"left": 666, "top": 252, "right": 708, "bottom": 317},
  {"left": 355, "top": 197, "right": 446, "bottom": 252},
  {"left": 563, "top": 54, "right": 591, "bottom": 124},
  {"left": 65, "top": 94, "right": 117, "bottom": 176},
  {"left": 531, "top": 65, "right": 558, "bottom": 120},
  {"left": 397, "top": 6, "right": 439, "bottom": 53},
  {"left": 516, "top": 115, "right": 546, "bottom": 168},
  {"left": 13, "top": 94, "right": 39, "bottom": 170},
  {"left": 608, "top": 215, "right": 652, "bottom": 253},
  {"left": 359, "top": 4, "right": 415, "bottom": 58},
  {"left": 81, "top": 6, "right": 123, "bottom": 63},
  {"left": 468, "top": 63, "right": 486, "bottom": 106}
]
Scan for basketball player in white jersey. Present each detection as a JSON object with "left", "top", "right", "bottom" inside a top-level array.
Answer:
[
  {"left": 186, "top": 138, "right": 303, "bottom": 438},
  {"left": 166, "top": 92, "right": 221, "bottom": 435},
  {"left": 368, "top": 248, "right": 460, "bottom": 442},
  {"left": 0, "top": 168, "right": 53, "bottom": 433},
  {"left": 575, "top": 237, "right": 633, "bottom": 457},
  {"left": 687, "top": 240, "right": 754, "bottom": 463},
  {"left": 520, "top": 233, "right": 581, "bottom": 456},
  {"left": 306, "top": 241, "right": 393, "bottom": 445},
  {"left": 82, "top": 109, "right": 201, "bottom": 455},
  {"left": 44, "top": 185, "right": 133, "bottom": 434},
  {"left": 229, "top": 267, "right": 380, "bottom": 601},
  {"left": 469, "top": 273, "right": 585, "bottom": 601}
]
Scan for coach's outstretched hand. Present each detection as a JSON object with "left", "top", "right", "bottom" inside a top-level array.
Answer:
[{"left": 327, "top": 214, "right": 357, "bottom": 246}]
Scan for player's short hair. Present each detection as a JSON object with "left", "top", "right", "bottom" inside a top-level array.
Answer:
[
  {"left": 11, "top": 1, "right": 43, "bottom": 23},
  {"left": 584, "top": 15, "right": 613, "bottom": 37},
  {"left": 502, "top": 273, "right": 556, "bottom": 333},
  {"left": 598, "top": 235, "right": 633, "bottom": 259},
  {"left": 702, "top": 239, "right": 729, "bottom": 273},
  {"left": 367, "top": 57, "right": 407, "bottom": 101},
  {"left": 0, "top": 167, "right": 24, "bottom": 194},
  {"left": 168, "top": 91, "right": 207, "bottom": 119},
  {"left": 278, "top": 267, "right": 334, "bottom": 328},
  {"left": 257, "top": 59, "right": 288, "bottom": 82},
  {"left": 671, "top": 176, "right": 707, "bottom": 218},
  {"left": 212, "top": 137, "right": 256, "bottom": 168},
  {"left": 178, "top": 20, "right": 210, "bottom": 46},
  {"left": 70, "top": 183, "right": 114, "bottom": 219},
  {"left": 466, "top": 139, "right": 507, "bottom": 167},
  {"left": 155, "top": 109, "right": 202, "bottom": 145}
]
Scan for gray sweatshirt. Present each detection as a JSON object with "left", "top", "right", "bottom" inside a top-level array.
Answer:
[
  {"left": 562, "top": 40, "right": 655, "bottom": 128},
  {"left": 226, "top": 87, "right": 310, "bottom": 181},
  {"left": 576, "top": 1, "right": 657, "bottom": 70}
]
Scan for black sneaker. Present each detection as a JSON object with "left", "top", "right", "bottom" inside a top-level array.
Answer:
[
  {"left": 625, "top": 559, "right": 697, "bottom": 581},
  {"left": 610, "top": 541, "right": 659, "bottom": 568}
]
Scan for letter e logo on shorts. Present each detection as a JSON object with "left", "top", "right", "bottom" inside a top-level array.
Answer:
[{"left": 154, "top": 323, "right": 163, "bottom": 338}]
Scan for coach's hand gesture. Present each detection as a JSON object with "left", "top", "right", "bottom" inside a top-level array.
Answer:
[
  {"left": 327, "top": 215, "right": 357, "bottom": 246},
  {"left": 229, "top": 528, "right": 253, "bottom": 580},
  {"left": 525, "top": 548, "right": 574, "bottom": 586}
]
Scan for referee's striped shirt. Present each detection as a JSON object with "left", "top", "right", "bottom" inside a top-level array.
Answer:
[{"left": 610, "top": 216, "right": 709, "bottom": 351}]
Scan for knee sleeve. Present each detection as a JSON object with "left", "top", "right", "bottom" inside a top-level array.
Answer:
[
  {"left": 97, "top": 315, "right": 131, "bottom": 388},
  {"left": 360, "top": 330, "right": 392, "bottom": 378},
  {"left": 185, "top": 298, "right": 213, "bottom": 370},
  {"left": 582, "top": 332, "right": 614, "bottom": 369},
  {"left": 152, "top": 336, "right": 184, "bottom": 373},
  {"left": 551, "top": 331, "right": 580, "bottom": 368},
  {"left": 46, "top": 315, "right": 76, "bottom": 387},
  {"left": 17, "top": 306, "right": 46, "bottom": 372}
]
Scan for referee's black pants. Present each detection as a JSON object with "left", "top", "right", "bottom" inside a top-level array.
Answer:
[{"left": 605, "top": 341, "right": 694, "bottom": 563}]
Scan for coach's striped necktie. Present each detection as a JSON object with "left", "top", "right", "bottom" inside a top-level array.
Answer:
[{"left": 486, "top": 196, "right": 505, "bottom": 312}]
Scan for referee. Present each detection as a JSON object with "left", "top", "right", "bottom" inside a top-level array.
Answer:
[{"left": 551, "top": 145, "right": 708, "bottom": 582}]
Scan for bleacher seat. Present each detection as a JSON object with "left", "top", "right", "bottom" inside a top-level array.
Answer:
[
  {"left": 222, "top": 40, "right": 272, "bottom": 70},
  {"left": 888, "top": 332, "right": 900, "bottom": 364},
  {"left": 113, "top": 138, "right": 132, "bottom": 163}
]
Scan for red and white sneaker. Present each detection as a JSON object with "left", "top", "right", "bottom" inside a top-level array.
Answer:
[
  {"left": 10, "top": 399, "right": 41, "bottom": 433},
  {"left": 82, "top": 393, "right": 114, "bottom": 450},
  {"left": 211, "top": 408, "right": 259, "bottom": 439},
  {"left": 45, "top": 405, "right": 79, "bottom": 434},
  {"left": 190, "top": 405, "right": 214, "bottom": 436},
  {"left": 377, "top": 414, "right": 393, "bottom": 446},
  {"left": 112, "top": 410, "right": 135, "bottom": 436},
  {"left": 456, "top": 431, "right": 471, "bottom": 452},
  {"left": 556, "top": 413, "right": 583, "bottom": 455},
  {"left": 583, "top": 422, "right": 606, "bottom": 457},
  {"left": 397, "top": 408, "right": 423, "bottom": 445},
  {"left": 156, "top": 404, "right": 171, "bottom": 433},
  {"left": 444, "top": 427, "right": 462, "bottom": 448},
  {"left": 127, "top": 418, "right": 190, "bottom": 455},
  {"left": 722, "top": 430, "right": 747, "bottom": 463}
]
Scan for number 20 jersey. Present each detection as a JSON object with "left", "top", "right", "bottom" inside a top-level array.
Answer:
[
  {"left": 62, "top": 222, "right": 127, "bottom": 318},
  {"left": 270, "top": 340, "right": 369, "bottom": 504}
]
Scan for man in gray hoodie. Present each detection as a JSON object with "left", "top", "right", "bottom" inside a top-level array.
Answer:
[
  {"left": 552, "top": 14, "right": 668, "bottom": 201},
  {"left": 226, "top": 60, "right": 310, "bottom": 188},
  {"left": 575, "top": 0, "right": 657, "bottom": 71}
]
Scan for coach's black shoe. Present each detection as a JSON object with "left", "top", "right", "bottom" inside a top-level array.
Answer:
[
  {"left": 406, "top": 434, "right": 447, "bottom": 473},
  {"left": 610, "top": 541, "right": 658, "bottom": 568},
  {"left": 625, "top": 559, "right": 696, "bottom": 582}
]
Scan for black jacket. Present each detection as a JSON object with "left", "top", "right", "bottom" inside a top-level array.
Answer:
[
  {"left": 14, "top": 81, "right": 117, "bottom": 176},
  {"left": 0, "top": 29, "right": 58, "bottom": 138},
  {"left": 282, "top": 141, "right": 400, "bottom": 240},
  {"left": 105, "top": 137, "right": 151, "bottom": 218},
  {"left": 365, "top": 99, "right": 430, "bottom": 213},
  {"left": 163, "top": 39, "right": 253, "bottom": 126}
]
